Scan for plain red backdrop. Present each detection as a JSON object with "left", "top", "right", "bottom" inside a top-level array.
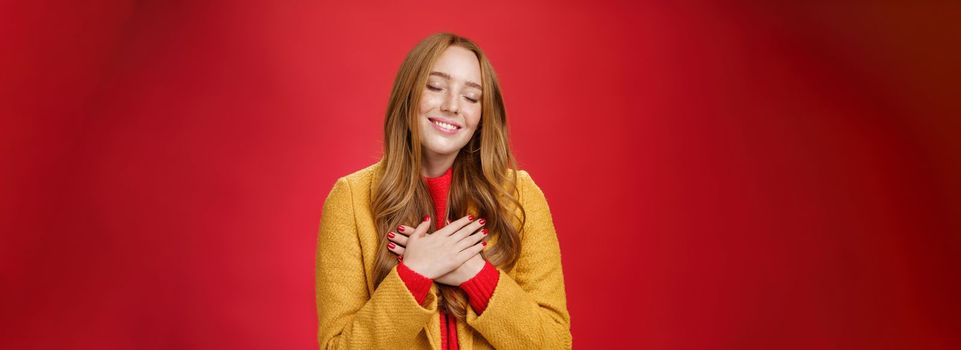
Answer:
[{"left": 2, "top": 1, "right": 960, "bottom": 349}]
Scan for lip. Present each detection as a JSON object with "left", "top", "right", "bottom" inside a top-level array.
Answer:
[{"left": 427, "top": 117, "right": 462, "bottom": 135}]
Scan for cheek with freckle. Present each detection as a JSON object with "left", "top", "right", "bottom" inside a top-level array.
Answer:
[
  {"left": 465, "top": 113, "right": 480, "bottom": 131},
  {"left": 418, "top": 95, "right": 434, "bottom": 115}
]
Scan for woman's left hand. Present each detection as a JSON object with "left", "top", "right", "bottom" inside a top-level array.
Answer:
[
  {"left": 389, "top": 223, "right": 487, "bottom": 286},
  {"left": 435, "top": 253, "right": 486, "bottom": 286}
]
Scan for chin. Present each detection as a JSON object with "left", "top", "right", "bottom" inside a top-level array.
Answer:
[
  {"left": 424, "top": 145, "right": 464, "bottom": 156},
  {"left": 422, "top": 138, "right": 463, "bottom": 154},
  {"left": 421, "top": 134, "right": 465, "bottom": 155}
]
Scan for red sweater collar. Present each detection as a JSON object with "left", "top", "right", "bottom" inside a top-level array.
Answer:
[{"left": 424, "top": 166, "right": 452, "bottom": 228}]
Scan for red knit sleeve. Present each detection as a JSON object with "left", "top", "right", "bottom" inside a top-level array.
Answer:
[
  {"left": 396, "top": 262, "right": 432, "bottom": 305},
  {"left": 459, "top": 260, "right": 499, "bottom": 314}
]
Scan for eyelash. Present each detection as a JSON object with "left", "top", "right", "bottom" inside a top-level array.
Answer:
[{"left": 427, "top": 85, "right": 479, "bottom": 103}]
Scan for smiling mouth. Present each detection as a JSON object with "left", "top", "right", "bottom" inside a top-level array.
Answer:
[{"left": 428, "top": 118, "right": 462, "bottom": 132}]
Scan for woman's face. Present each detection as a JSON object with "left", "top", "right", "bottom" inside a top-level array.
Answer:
[{"left": 417, "top": 46, "right": 483, "bottom": 157}]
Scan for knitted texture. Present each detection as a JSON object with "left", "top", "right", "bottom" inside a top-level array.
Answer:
[
  {"left": 424, "top": 166, "right": 452, "bottom": 224},
  {"left": 397, "top": 262, "right": 433, "bottom": 305},
  {"left": 316, "top": 160, "right": 572, "bottom": 349},
  {"left": 459, "top": 260, "right": 500, "bottom": 314}
]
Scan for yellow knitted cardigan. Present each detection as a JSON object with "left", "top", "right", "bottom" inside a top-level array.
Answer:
[{"left": 315, "top": 160, "right": 572, "bottom": 349}]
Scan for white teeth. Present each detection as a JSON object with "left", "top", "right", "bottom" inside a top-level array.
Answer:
[{"left": 432, "top": 120, "right": 457, "bottom": 131}]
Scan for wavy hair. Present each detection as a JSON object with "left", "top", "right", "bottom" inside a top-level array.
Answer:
[{"left": 370, "top": 32, "right": 526, "bottom": 320}]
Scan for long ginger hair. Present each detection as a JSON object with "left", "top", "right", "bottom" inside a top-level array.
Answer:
[{"left": 370, "top": 33, "right": 526, "bottom": 320}]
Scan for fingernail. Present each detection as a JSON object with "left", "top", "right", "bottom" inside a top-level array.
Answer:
[
  {"left": 423, "top": 215, "right": 430, "bottom": 222},
  {"left": 482, "top": 228, "right": 488, "bottom": 235},
  {"left": 388, "top": 232, "right": 395, "bottom": 238},
  {"left": 397, "top": 225, "right": 405, "bottom": 233},
  {"left": 399, "top": 256, "right": 403, "bottom": 261},
  {"left": 479, "top": 218, "right": 486, "bottom": 225},
  {"left": 482, "top": 241, "right": 487, "bottom": 246},
  {"left": 388, "top": 242, "right": 396, "bottom": 249},
  {"left": 468, "top": 214, "right": 475, "bottom": 221}
]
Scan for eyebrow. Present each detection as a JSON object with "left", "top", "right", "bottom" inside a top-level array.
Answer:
[{"left": 429, "top": 71, "right": 482, "bottom": 90}]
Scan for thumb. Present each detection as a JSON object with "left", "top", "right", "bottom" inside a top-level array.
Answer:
[{"left": 413, "top": 215, "right": 431, "bottom": 238}]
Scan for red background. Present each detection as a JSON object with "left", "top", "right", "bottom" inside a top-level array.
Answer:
[{"left": 3, "top": 1, "right": 960, "bottom": 349}]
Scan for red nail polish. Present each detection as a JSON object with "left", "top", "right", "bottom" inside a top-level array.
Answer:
[
  {"left": 468, "top": 214, "right": 475, "bottom": 221},
  {"left": 482, "top": 228, "right": 488, "bottom": 235},
  {"left": 388, "top": 232, "right": 395, "bottom": 238},
  {"left": 423, "top": 215, "right": 430, "bottom": 222},
  {"left": 388, "top": 242, "right": 396, "bottom": 249},
  {"left": 479, "top": 218, "right": 486, "bottom": 225},
  {"left": 397, "top": 225, "right": 404, "bottom": 233},
  {"left": 482, "top": 241, "right": 487, "bottom": 246}
]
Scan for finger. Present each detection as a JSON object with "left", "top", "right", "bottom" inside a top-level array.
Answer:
[
  {"left": 455, "top": 228, "right": 488, "bottom": 252},
  {"left": 387, "top": 241, "right": 406, "bottom": 256},
  {"left": 455, "top": 241, "right": 486, "bottom": 264},
  {"left": 387, "top": 231, "right": 408, "bottom": 246},
  {"left": 395, "top": 225, "right": 415, "bottom": 236},
  {"left": 436, "top": 214, "right": 476, "bottom": 236},
  {"left": 450, "top": 217, "right": 486, "bottom": 242},
  {"left": 412, "top": 215, "right": 431, "bottom": 238}
]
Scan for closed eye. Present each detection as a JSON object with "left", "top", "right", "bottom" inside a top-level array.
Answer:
[{"left": 428, "top": 83, "right": 478, "bottom": 103}]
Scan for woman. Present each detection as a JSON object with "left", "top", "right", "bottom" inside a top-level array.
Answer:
[{"left": 315, "top": 32, "right": 571, "bottom": 349}]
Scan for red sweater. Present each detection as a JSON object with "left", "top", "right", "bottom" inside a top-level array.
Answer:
[{"left": 395, "top": 166, "right": 499, "bottom": 350}]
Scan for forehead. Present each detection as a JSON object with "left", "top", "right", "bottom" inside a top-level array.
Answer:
[{"left": 430, "top": 46, "right": 481, "bottom": 84}]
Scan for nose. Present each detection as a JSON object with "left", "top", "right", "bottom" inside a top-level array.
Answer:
[{"left": 440, "top": 91, "right": 459, "bottom": 114}]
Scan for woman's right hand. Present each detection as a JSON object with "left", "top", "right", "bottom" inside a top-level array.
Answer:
[{"left": 395, "top": 215, "right": 487, "bottom": 280}]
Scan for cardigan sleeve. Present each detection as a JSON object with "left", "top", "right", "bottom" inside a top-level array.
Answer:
[
  {"left": 464, "top": 170, "right": 573, "bottom": 349},
  {"left": 397, "top": 261, "right": 433, "bottom": 305},
  {"left": 315, "top": 177, "right": 438, "bottom": 349},
  {"left": 459, "top": 260, "right": 499, "bottom": 313}
]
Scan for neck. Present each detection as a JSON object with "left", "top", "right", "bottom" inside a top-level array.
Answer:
[{"left": 422, "top": 150, "right": 456, "bottom": 178}]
